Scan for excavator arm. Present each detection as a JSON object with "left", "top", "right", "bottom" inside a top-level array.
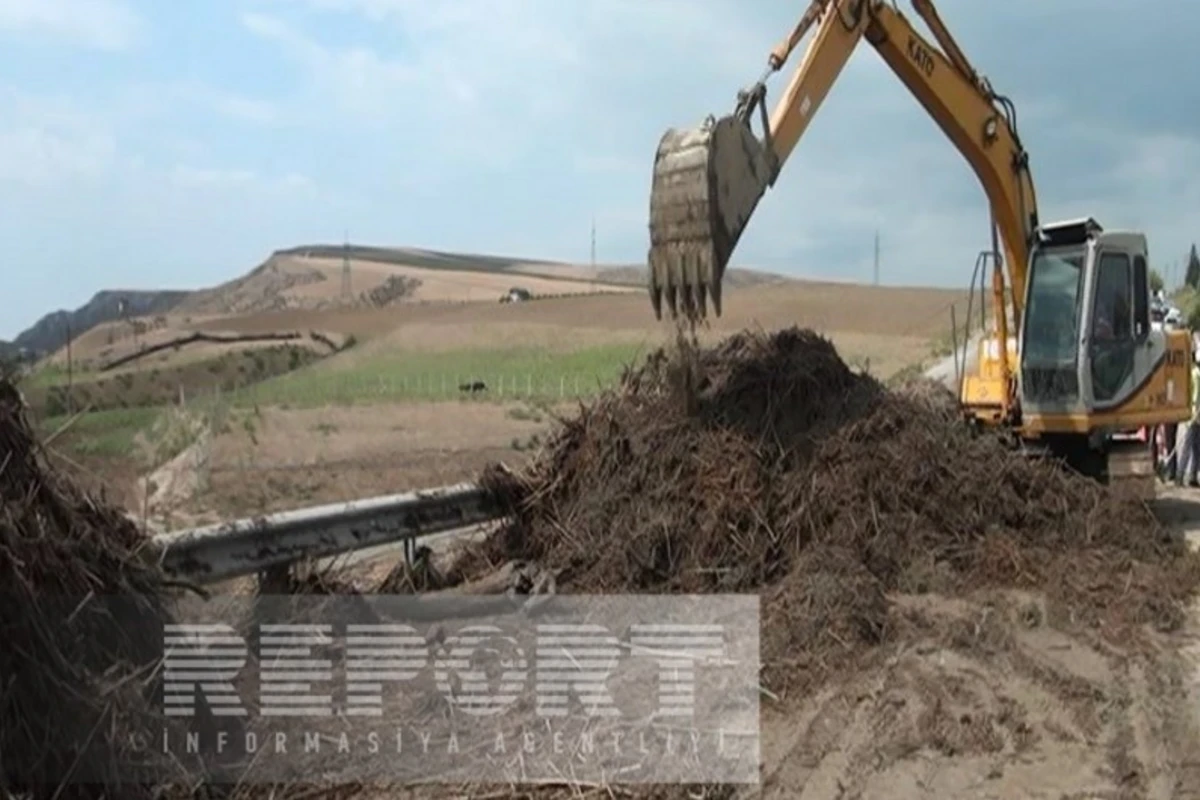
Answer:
[{"left": 648, "top": 0, "right": 1040, "bottom": 335}]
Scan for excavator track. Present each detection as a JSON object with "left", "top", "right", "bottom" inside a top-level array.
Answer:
[
  {"left": 1106, "top": 439, "right": 1157, "bottom": 501},
  {"left": 1020, "top": 436, "right": 1156, "bottom": 502}
]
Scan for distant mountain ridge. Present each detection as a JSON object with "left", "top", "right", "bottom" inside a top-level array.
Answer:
[{"left": 9, "top": 290, "right": 190, "bottom": 357}]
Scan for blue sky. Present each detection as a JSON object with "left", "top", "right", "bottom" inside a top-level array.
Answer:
[{"left": 1, "top": 0, "right": 1198, "bottom": 338}]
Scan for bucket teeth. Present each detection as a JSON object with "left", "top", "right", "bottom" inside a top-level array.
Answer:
[
  {"left": 647, "top": 115, "right": 773, "bottom": 322},
  {"left": 649, "top": 283, "right": 664, "bottom": 320}
]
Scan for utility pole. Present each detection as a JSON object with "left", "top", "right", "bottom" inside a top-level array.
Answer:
[
  {"left": 341, "top": 229, "right": 351, "bottom": 299},
  {"left": 873, "top": 230, "right": 880, "bottom": 286},
  {"left": 590, "top": 217, "right": 597, "bottom": 269},
  {"left": 65, "top": 319, "right": 73, "bottom": 414}
]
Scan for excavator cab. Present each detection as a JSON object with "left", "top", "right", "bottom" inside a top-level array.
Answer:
[
  {"left": 1021, "top": 218, "right": 1141, "bottom": 415},
  {"left": 1019, "top": 217, "right": 1190, "bottom": 423},
  {"left": 1013, "top": 218, "right": 1192, "bottom": 489}
]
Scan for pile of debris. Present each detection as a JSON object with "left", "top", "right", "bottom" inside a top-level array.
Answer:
[
  {"left": 456, "top": 327, "right": 1200, "bottom": 689},
  {"left": 0, "top": 379, "right": 181, "bottom": 798}
]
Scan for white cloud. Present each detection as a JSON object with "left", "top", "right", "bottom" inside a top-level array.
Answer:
[
  {"left": 169, "top": 164, "right": 318, "bottom": 198},
  {"left": 194, "top": 88, "right": 278, "bottom": 125},
  {"left": 241, "top": 11, "right": 419, "bottom": 121},
  {"left": 0, "top": 0, "right": 143, "bottom": 50},
  {"left": 170, "top": 166, "right": 257, "bottom": 189},
  {"left": 237, "top": 0, "right": 791, "bottom": 182},
  {"left": 0, "top": 127, "right": 116, "bottom": 185},
  {"left": 0, "top": 88, "right": 117, "bottom": 185}
]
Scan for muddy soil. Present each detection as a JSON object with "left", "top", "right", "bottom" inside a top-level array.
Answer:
[
  {"left": 756, "top": 589, "right": 1200, "bottom": 799},
  {"left": 734, "top": 489, "right": 1200, "bottom": 800},
  {"left": 336, "top": 550, "right": 1200, "bottom": 800}
]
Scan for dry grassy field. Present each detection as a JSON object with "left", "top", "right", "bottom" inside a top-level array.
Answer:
[{"left": 30, "top": 251, "right": 971, "bottom": 525}]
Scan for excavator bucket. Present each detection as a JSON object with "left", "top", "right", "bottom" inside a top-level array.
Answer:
[{"left": 647, "top": 114, "right": 775, "bottom": 321}]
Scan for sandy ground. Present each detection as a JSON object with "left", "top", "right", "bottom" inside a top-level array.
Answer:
[
  {"left": 721, "top": 486, "right": 1200, "bottom": 800},
  {"left": 755, "top": 592, "right": 1199, "bottom": 799},
  {"left": 183, "top": 401, "right": 555, "bottom": 519},
  {"left": 756, "top": 487, "right": 1200, "bottom": 799}
]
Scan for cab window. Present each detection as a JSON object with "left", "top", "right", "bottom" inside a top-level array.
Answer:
[
  {"left": 1092, "top": 252, "right": 1132, "bottom": 340},
  {"left": 1133, "top": 255, "right": 1149, "bottom": 337},
  {"left": 1090, "top": 251, "right": 1135, "bottom": 403}
]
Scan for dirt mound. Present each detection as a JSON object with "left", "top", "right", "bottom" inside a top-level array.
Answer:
[
  {"left": 417, "top": 327, "right": 1200, "bottom": 798},
  {"left": 464, "top": 327, "right": 1198, "bottom": 683},
  {"left": 0, "top": 379, "right": 180, "bottom": 797}
]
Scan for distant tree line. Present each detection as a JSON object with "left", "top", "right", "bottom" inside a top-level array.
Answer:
[
  {"left": 1185, "top": 243, "right": 1200, "bottom": 291},
  {"left": 1175, "top": 243, "right": 1200, "bottom": 330}
]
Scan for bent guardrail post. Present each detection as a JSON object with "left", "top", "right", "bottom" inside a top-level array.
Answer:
[{"left": 151, "top": 482, "right": 505, "bottom": 585}]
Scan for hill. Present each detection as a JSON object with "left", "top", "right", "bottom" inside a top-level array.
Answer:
[
  {"left": 6, "top": 245, "right": 798, "bottom": 353},
  {"left": 12, "top": 290, "right": 190, "bottom": 358},
  {"left": 170, "top": 244, "right": 791, "bottom": 318},
  {"left": 273, "top": 243, "right": 789, "bottom": 288}
]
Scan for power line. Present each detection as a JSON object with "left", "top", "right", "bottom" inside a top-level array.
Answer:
[
  {"left": 873, "top": 230, "right": 880, "bottom": 286},
  {"left": 341, "top": 229, "right": 351, "bottom": 299}
]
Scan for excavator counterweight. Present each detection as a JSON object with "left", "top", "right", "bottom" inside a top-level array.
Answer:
[{"left": 648, "top": 116, "right": 773, "bottom": 321}]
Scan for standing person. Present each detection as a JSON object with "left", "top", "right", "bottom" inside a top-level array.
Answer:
[
  {"left": 1177, "top": 349, "right": 1200, "bottom": 487},
  {"left": 1159, "top": 419, "right": 1180, "bottom": 483}
]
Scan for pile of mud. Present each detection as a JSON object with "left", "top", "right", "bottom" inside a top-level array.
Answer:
[
  {"left": 0, "top": 379, "right": 178, "bottom": 797},
  {"left": 461, "top": 328, "right": 1200, "bottom": 690}
]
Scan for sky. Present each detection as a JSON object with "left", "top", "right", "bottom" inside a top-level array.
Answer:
[{"left": 1, "top": 0, "right": 1198, "bottom": 338}]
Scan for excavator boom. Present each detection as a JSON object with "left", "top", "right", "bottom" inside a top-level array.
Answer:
[{"left": 647, "top": 0, "right": 1039, "bottom": 333}]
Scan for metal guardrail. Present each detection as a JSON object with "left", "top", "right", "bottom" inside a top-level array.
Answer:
[{"left": 150, "top": 482, "right": 504, "bottom": 584}]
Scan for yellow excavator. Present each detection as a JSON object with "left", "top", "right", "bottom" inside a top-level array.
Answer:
[{"left": 647, "top": 0, "right": 1193, "bottom": 496}]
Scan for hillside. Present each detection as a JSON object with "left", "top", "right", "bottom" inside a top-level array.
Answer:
[
  {"left": 273, "top": 243, "right": 789, "bottom": 288},
  {"left": 6, "top": 245, "right": 796, "bottom": 352},
  {"left": 273, "top": 244, "right": 558, "bottom": 272},
  {"left": 592, "top": 263, "right": 788, "bottom": 289},
  {"left": 12, "top": 290, "right": 190, "bottom": 358}
]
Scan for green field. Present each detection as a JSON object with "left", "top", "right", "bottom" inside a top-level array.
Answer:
[
  {"left": 22, "top": 363, "right": 91, "bottom": 389},
  {"left": 29, "top": 344, "right": 647, "bottom": 457},
  {"left": 36, "top": 406, "right": 161, "bottom": 457},
  {"left": 230, "top": 343, "right": 647, "bottom": 408}
]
